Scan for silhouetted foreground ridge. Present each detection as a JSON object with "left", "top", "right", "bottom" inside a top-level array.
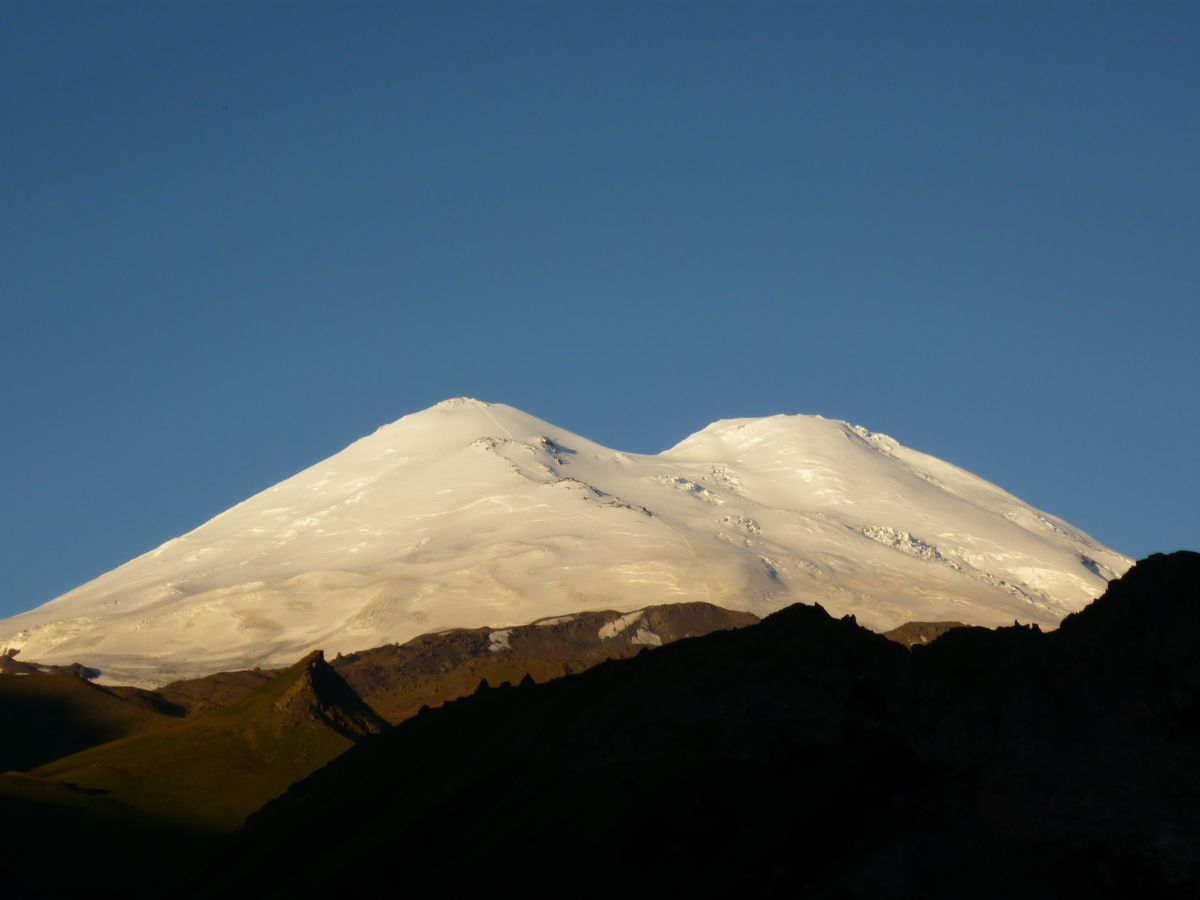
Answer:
[{"left": 203, "top": 551, "right": 1199, "bottom": 899}]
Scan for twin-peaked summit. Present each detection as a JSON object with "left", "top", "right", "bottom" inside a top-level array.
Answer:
[{"left": 0, "top": 398, "right": 1130, "bottom": 685}]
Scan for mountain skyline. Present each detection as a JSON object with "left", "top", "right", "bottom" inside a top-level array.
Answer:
[
  {"left": 0, "top": 394, "right": 1159, "bottom": 621},
  {"left": 0, "top": 398, "right": 1129, "bottom": 685}
]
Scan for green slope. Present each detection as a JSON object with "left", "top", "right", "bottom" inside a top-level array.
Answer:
[
  {"left": 11, "top": 651, "right": 386, "bottom": 833},
  {"left": 0, "top": 673, "right": 181, "bottom": 772}
]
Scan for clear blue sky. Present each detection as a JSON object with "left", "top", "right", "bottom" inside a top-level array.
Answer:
[{"left": 3, "top": 2, "right": 1197, "bottom": 618}]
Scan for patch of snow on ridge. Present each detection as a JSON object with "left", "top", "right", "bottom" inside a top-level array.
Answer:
[
  {"left": 534, "top": 615, "right": 577, "bottom": 627},
  {"left": 598, "top": 611, "right": 663, "bottom": 646},
  {"left": 632, "top": 627, "right": 663, "bottom": 647},
  {"left": 487, "top": 629, "right": 512, "bottom": 652},
  {"left": 599, "top": 611, "right": 646, "bottom": 641}
]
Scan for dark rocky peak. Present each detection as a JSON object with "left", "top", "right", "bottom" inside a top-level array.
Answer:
[
  {"left": 237, "top": 651, "right": 387, "bottom": 740},
  {"left": 1055, "top": 550, "right": 1200, "bottom": 662}
]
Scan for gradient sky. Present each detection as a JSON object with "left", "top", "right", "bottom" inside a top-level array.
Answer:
[{"left": 3, "top": 2, "right": 1197, "bottom": 618}]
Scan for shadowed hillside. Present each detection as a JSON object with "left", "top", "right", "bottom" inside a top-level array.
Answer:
[
  {"left": 201, "top": 552, "right": 1200, "bottom": 899},
  {"left": 0, "top": 673, "right": 181, "bottom": 772},
  {"left": 1, "top": 651, "right": 386, "bottom": 834}
]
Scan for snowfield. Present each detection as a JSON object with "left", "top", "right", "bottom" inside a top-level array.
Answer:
[{"left": 0, "top": 398, "right": 1130, "bottom": 686}]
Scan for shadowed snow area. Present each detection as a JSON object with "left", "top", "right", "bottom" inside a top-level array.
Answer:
[{"left": 0, "top": 398, "right": 1130, "bottom": 685}]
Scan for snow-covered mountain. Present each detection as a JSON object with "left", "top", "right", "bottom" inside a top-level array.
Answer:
[{"left": 0, "top": 399, "right": 1130, "bottom": 685}]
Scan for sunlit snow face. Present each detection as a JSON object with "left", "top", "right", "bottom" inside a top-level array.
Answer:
[{"left": 0, "top": 399, "right": 1130, "bottom": 686}]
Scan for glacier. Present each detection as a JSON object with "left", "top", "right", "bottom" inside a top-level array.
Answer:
[{"left": 0, "top": 398, "right": 1130, "bottom": 685}]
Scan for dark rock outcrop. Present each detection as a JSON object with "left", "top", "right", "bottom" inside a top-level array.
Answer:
[{"left": 882, "top": 619, "right": 966, "bottom": 647}]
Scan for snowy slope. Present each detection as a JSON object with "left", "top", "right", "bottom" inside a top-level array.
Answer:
[{"left": 0, "top": 399, "right": 1130, "bottom": 685}]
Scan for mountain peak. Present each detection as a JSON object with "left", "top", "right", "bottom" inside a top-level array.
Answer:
[
  {"left": 662, "top": 411, "right": 894, "bottom": 462},
  {"left": 0, "top": 401, "right": 1130, "bottom": 685},
  {"left": 255, "top": 650, "right": 387, "bottom": 740},
  {"left": 433, "top": 396, "right": 493, "bottom": 410}
]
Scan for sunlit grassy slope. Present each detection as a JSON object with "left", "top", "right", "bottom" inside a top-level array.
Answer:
[{"left": 11, "top": 651, "right": 386, "bottom": 833}]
